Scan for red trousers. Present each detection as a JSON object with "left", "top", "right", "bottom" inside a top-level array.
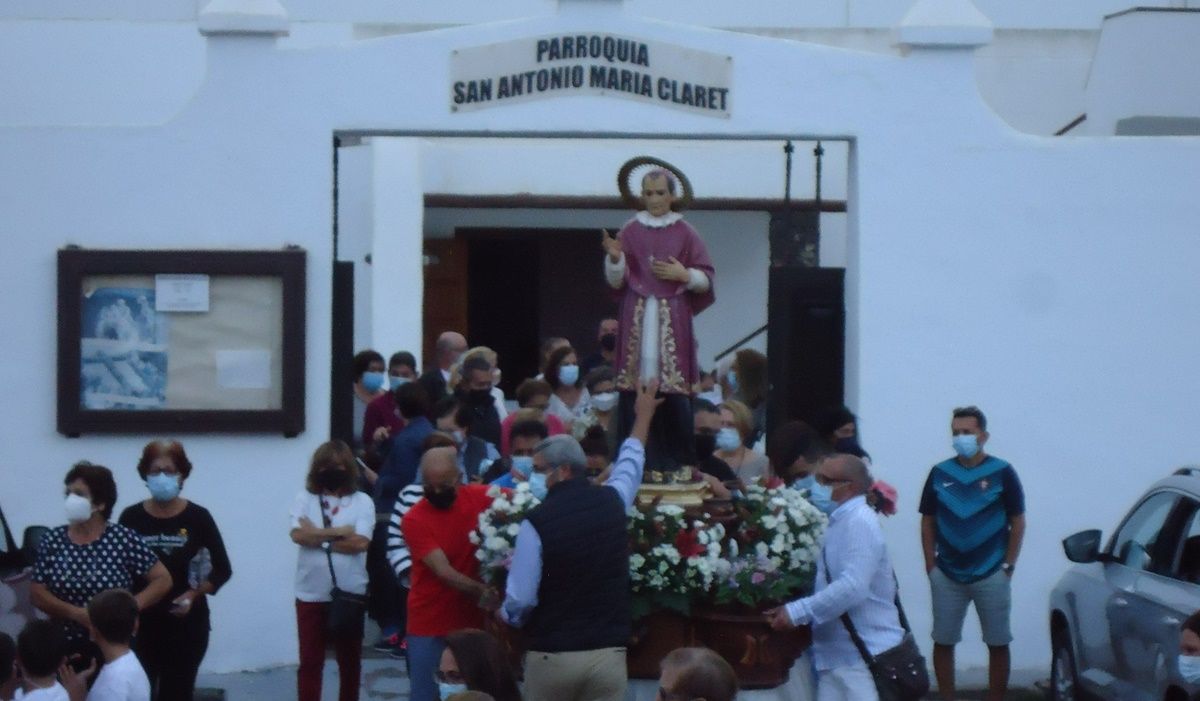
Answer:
[{"left": 295, "top": 600, "right": 362, "bottom": 701}]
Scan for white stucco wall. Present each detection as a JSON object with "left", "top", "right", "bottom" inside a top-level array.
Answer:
[{"left": 1, "top": 1, "right": 1198, "bottom": 677}]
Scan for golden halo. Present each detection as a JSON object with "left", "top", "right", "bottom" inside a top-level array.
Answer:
[{"left": 617, "top": 156, "right": 694, "bottom": 212}]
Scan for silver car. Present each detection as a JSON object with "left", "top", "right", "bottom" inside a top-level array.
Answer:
[{"left": 1050, "top": 468, "right": 1200, "bottom": 700}]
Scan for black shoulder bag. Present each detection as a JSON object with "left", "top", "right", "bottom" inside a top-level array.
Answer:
[
  {"left": 823, "top": 550, "right": 930, "bottom": 701},
  {"left": 320, "top": 499, "right": 367, "bottom": 638}
]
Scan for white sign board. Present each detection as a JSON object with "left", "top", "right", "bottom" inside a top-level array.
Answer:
[
  {"left": 155, "top": 274, "right": 210, "bottom": 312},
  {"left": 451, "top": 34, "right": 732, "bottom": 117}
]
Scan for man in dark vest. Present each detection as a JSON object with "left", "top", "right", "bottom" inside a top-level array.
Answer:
[{"left": 498, "top": 380, "right": 662, "bottom": 701}]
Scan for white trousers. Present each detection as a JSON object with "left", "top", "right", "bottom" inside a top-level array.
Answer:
[{"left": 816, "top": 662, "right": 879, "bottom": 701}]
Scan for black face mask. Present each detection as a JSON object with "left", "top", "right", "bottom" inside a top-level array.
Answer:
[
  {"left": 600, "top": 333, "right": 617, "bottom": 352},
  {"left": 426, "top": 488, "right": 457, "bottom": 511},
  {"left": 467, "top": 388, "right": 492, "bottom": 405},
  {"left": 694, "top": 433, "right": 717, "bottom": 459},
  {"left": 316, "top": 468, "right": 349, "bottom": 493}
]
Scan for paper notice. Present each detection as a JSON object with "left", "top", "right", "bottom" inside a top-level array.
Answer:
[
  {"left": 215, "top": 349, "right": 272, "bottom": 389},
  {"left": 155, "top": 274, "right": 210, "bottom": 312}
]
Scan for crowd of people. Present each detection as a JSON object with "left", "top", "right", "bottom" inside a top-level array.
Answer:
[{"left": 1, "top": 316, "right": 1038, "bottom": 701}]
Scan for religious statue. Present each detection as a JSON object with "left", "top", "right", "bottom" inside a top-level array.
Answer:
[{"left": 603, "top": 158, "right": 715, "bottom": 474}]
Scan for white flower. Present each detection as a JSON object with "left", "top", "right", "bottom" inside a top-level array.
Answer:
[
  {"left": 506, "top": 524, "right": 520, "bottom": 537},
  {"left": 755, "top": 542, "right": 769, "bottom": 558}
]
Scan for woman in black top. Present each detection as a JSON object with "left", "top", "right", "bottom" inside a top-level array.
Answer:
[{"left": 119, "top": 440, "right": 233, "bottom": 701}]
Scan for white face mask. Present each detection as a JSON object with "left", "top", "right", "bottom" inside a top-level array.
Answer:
[
  {"left": 591, "top": 392, "right": 618, "bottom": 412},
  {"left": 64, "top": 493, "right": 94, "bottom": 524}
]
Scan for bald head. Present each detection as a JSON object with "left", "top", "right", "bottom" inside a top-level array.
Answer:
[
  {"left": 420, "top": 446, "right": 459, "bottom": 488},
  {"left": 823, "top": 453, "right": 872, "bottom": 493},
  {"left": 435, "top": 332, "right": 468, "bottom": 370},
  {"left": 659, "top": 647, "right": 737, "bottom": 701}
]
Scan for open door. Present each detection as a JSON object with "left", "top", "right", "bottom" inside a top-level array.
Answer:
[{"left": 423, "top": 238, "right": 469, "bottom": 372}]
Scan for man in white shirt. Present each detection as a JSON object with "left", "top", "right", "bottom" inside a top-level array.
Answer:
[
  {"left": 61, "top": 589, "right": 150, "bottom": 701},
  {"left": 768, "top": 454, "right": 906, "bottom": 701}
]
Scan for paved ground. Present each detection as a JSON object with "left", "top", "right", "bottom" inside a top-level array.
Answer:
[{"left": 194, "top": 653, "right": 1046, "bottom": 701}]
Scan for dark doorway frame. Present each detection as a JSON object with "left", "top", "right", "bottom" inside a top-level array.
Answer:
[{"left": 329, "top": 132, "right": 854, "bottom": 444}]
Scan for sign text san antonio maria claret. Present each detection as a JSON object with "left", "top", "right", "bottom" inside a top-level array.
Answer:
[{"left": 450, "top": 34, "right": 732, "bottom": 117}]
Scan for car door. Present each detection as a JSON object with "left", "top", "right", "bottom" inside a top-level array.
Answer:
[
  {"left": 1130, "top": 498, "right": 1200, "bottom": 698},
  {"left": 1102, "top": 490, "right": 1188, "bottom": 700}
]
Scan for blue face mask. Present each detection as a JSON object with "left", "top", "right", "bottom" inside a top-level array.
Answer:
[
  {"left": 558, "top": 364, "right": 580, "bottom": 386},
  {"left": 716, "top": 427, "right": 741, "bottom": 452},
  {"left": 146, "top": 473, "right": 181, "bottom": 502},
  {"left": 790, "top": 474, "right": 816, "bottom": 492},
  {"left": 807, "top": 481, "right": 837, "bottom": 514},
  {"left": 511, "top": 456, "right": 534, "bottom": 479},
  {"left": 952, "top": 434, "right": 980, "bottom": 459},
  {"left": 528, "top": 472, "right": 549, "bottom": 500},
  {"left": 361, "top": 371, "right": 387, "bottom": 393},
  {"left": 438, "top": 682, "right": 468, "bottom": 700},
  {"left": 1179, "top": 655, "right": 1200, "bottom": 684},
  {"left": 390, "top": 375, "right": 411, "bottom": 388}
]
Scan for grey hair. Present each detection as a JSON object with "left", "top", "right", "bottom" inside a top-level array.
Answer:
[
  {"left": 827, "top": 453, "right": 872, "bottom": 491},
  {"left": 534, "top": 435, "right": 587, "bottom": 477}
]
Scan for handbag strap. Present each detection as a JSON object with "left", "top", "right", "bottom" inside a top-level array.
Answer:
[
  {"left": 821, "top": 547, "right": 912, "bottom": 667},
  {"left": 319, "top": 497, "right": 340, "bottom": 590}
]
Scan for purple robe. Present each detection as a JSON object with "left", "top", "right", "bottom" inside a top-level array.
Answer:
[{"left": 611, "top": 216, "right": 716, "bottom": 395}]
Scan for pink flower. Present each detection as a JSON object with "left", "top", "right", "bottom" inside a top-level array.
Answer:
[
  {"left": 751, "top": 572, "right": 766, "bottom": 585},
  {"left": 869, "top": 480, "right": 898, "bottom": 516}
]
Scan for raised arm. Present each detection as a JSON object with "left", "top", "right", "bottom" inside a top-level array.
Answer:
[
  {"left": 605, "top": 380, "right": 664, "bottom": 506},
  {"left": 602, "top": 229, "right": 626, "bottom": 289}
]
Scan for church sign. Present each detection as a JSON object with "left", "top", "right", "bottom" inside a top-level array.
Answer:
[{"left": 450, "top": 34, "right": 732, "bottom": 117}]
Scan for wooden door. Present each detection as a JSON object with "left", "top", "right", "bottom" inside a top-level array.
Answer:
[{"left": 423, "top": 238, "right": 469, "bottom": 372}]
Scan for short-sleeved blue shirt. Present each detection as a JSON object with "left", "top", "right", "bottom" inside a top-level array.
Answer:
[{"left": 919, "top": 455, "right": 1024, "bottom": 583}]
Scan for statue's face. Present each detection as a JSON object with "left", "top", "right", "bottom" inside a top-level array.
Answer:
[{"left": 641, "top": 175, "right": 675, "bottom": 217}]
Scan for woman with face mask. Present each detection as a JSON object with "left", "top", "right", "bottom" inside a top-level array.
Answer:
[
  {"left": 118, "top": 440, "right": 233, "bottom": 701},
  {"left": 544, "top": 345, "right": 592, "bottom": 426},
  {"left": 1179, "top": 610, "right": 1200, "bottom": 692},
  {"left": 572, "top": 367, "right": 619, "bottom": 451},
  {"left": 436, "top": 628, "right": 521, "bottom": 701},
  {"left": 30, "top": 462, "right": 172, "bottom": 669},
  {"left": 352, "top": 349, "right": 389, "bottom": 452},
  {"left": 715, "top": 400, "right": 770, "bottom": 485},
  {"left": 289, "top": 441, "right": 374, "bottom": 701}
]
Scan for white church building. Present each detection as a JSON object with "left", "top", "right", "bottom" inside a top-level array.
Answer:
[{"left": 1, "top": 0, "right": 1198, "bottom": 683}]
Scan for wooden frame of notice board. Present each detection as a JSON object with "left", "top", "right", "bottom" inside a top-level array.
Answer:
[{"left": 57, "top": 248, "right": 306, "bottom": 437}]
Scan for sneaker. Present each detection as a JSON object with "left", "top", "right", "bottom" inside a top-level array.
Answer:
[
  {"left": 388, "top": 638, "right": 408, "bottom": 660},
  {"left": 373, "top": 633, "right": 401, "bottom": 653}
]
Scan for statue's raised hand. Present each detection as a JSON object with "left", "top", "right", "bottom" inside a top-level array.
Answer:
[{"left": 601, "top": 228, "right": 623, "bottom": 263}]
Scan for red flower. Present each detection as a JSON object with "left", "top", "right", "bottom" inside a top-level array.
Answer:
[{"left": 674, "top": 529, "right": 705, "bottom": 559}]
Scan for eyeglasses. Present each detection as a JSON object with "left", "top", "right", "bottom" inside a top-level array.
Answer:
[
  {"left": 814, "top": 473, "right": 852, "bottom": 487},
  {"left": 436, "top": 670, "right": 464, "bottom": 684}
]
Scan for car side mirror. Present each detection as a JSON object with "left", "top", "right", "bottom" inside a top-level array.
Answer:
[
  {"left": 21, "top": 525, "right": 48, "bottom": 567},
  {"left": 1063, "top": 529, "right": 1103, "bottom": 563}
]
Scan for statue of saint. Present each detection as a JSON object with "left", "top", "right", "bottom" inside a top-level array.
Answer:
[{"left": 603, "top": 160, "right": 715, "bottom": 472}]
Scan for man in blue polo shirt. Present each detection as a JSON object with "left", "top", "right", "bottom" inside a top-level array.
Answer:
[{"left": 920, "top": 406, "right": 1025, "bottom": 701}]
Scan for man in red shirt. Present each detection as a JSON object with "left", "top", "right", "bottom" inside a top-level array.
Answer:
[{"left": 401, "top": 446, "right": 498, "bottom": 701}]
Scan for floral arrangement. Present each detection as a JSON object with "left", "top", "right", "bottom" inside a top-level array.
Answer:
[
  {"left": 469, "top": 480, "right": 826, "bottom": 613},
  {"left": 712, "top": 482, "right": 826, "bottom": 608},
  {"left": 470, "top": 482, "right": 541, "bottom": 585},
  {"left": 627, "top": 501, "right": 728, "bottom": 619}
]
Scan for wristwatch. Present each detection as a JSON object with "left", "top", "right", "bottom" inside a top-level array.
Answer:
[{"left": 1001, "top": 562, "right": 1014, "bottom": 575}]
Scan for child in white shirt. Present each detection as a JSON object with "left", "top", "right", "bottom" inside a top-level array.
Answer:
[
  {"left": 61, "top": 590, "right": 149, "bottom": 701},
  {"left": 13, "top": 620, "right": 68, "bottom": 701}
]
